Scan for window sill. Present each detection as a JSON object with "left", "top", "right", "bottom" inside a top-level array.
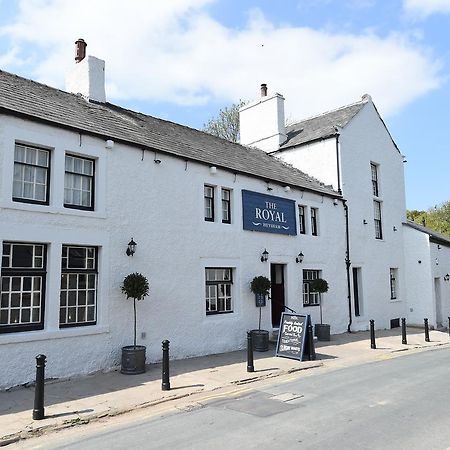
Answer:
[
  {"left": 389, "top": 299, "right": 402, "bottom": 303},
  {"left": 0, "top": 325, "right": 109, "bottom": 345},
  {"left": 0, "top": 202, "right": 107, "bottom": 219},
  {"left": 303, "top": 304, "right": 320, "bottom": 307}
]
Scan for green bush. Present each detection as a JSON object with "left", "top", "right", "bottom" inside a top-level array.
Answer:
[
  {"left": 309, "top": 278, "right": 329, "bottom": 294},
  {"left": 250, "top": 276, "right": 271, "bottom": 295}
]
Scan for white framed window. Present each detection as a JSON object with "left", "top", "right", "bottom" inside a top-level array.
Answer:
[
  {"left": 205, "top": 268, "right": 233, "bottom": 314},
  {"left": 303, "top": 269, "right": 321, "bottom": 306},
  {"left": 13, "top": 144, "right": 50, "bottom": 205},
  {"left": 221, "top": 188, "right": 231, "bottom": 224},
  {"left": 374, "top": 200, "right": 382, "bottom": 239},
  {"left": 371, "top": 163, "right": 379, "bottom": 197},
  {"left": 390, "top": 268, "right": 398, "bottom": 300},
  {"left": 60, "top": 245, "right": 97, "bottom": 327},
  {"left": 64, "top": 154, "right": 95, "bottom": 210},
  {"left": 311, "top": 208, "right": 319, "bottom": 236},
  {"left": 204, "top": 185, "right": 214, "bottom": 222},
  {"left": 298, "top": 205, "right": 306, "bottom": 234},
  {"left": 1, "top": 242, "right": 47, "bottom": 333}
]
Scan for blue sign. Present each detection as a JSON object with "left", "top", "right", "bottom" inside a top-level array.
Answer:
[{"left": 242, "top": 190, "right": 297, "bottom": 235}]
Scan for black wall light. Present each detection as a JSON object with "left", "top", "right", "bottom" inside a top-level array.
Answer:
[
  {"left": 444, "top": 273, "right": 450, "bottom": 282},
  {"left": 126, "top": 238, "right": 137, "bottom": 256},
  {"left": 260, "top": 249, "right": 269, "bottom": 262},
  {"left": 296, "top": 252, "right": 304, "bottom": 263}
]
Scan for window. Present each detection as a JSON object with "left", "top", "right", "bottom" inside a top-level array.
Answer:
[
  {"left": 390, "top": 268, "right": 398, "bottom": 300},
  {"left": 1, "top": 242, "right": 46, "bottom": 333},
  {"left": 311, "top": 208, "right": 318, "bottom": 236},
  {"left": 374, "top": 200, "right": 382, "bottom": 239},
  {"left": 204, "top": 185, "right": 214, "bottom": 222},
  {"left": 371, "top": 163, "right": 379, "bottom": 197},
  {"left": 60, "top": 245, "right": 97, "bottom": 327},
  {"left": 13, "top": 144, "right": 50, "bottom": 205},
  {"left": 64, "top": 155, "right": 95, "bottom": 210},
  {"left": 302, "top": 269, "right": 321, "bottom": 306},
  {"left": 298, "top": 205, "right": 306, "bottom": 234},
  {"left": 222, "top": 188, "right": 231, "bottom": 224},
  {"left": 205, "top": 268, "right": 233, "bottom": 314}
]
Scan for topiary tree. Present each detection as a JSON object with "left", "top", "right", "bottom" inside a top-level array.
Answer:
[
  {"left": 121, "top": 273, "right": 149, "bottom": 348},
  {"left": 309, "top": 278, "right": 329, "bottom": 325},
  {"left": 250, "top": 276, "right": 271, "bottom": 296}
]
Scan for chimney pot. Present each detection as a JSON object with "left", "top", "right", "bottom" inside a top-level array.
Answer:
[
  {"left": 260, "top": 83, "right": 267, "bottom": 97},
  {"left": 75, "top": 38, "right": 87, "bottom": 63}
]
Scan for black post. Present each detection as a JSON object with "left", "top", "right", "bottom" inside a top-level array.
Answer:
[
  {"left": 401, "top": 318, "right": 407, "bottom": 345},
  {"left": 307, "top": 323, "right": 316, "bottom": 361},
  {"left": 424, "top": 318, "right": 430, "bottom": 342},
  {"left": 33, "top": 354, "right": 46, "bottom": 420},
  {"left": 370, "top": 320, "right": 376, "bottom": 349},
  {"left": 161, "top": 340, "right": 170, "bottom": 391},
  {"left": 247, "top": 331, "right": 254, "bottom": 373}
]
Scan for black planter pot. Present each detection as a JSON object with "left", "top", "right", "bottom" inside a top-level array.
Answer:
[
  {"left": 121, "top": 345, "right": 146, "bottom": 374},
  {"left": 314, "top": 324, "right": 331, "bottom": 341},
  {"left": 251, "top": 329, "right": 269, "bottom": 352}
]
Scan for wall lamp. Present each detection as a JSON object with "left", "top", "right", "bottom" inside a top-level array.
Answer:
[
  {"left": 444, "top": 274, "right": 450, "bottom": 282},
  {"left": 296, "top": 252, "right": 304, "bottom": 264},
  {"left": 126, "top": 238, "right": 137, "bottom": 256},
  {"left": 393, "top": 226, "right": 397, "bottom": 232},
  {"left": 260, "top": 249, "right": 269, "bottom": 262}
]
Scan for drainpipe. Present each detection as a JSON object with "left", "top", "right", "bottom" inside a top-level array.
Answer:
[
  {"left": 334, "top": 129, "right": 342, "bottom": 195},
  {"left": 343, "top": 199, "right": 352, "bottom": 332}
]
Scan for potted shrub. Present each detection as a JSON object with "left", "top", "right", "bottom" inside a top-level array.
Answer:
[
  {"left": 250, "top": 275, "right": 271, "bottom": 352},
  {"left": 121, "top": 272, "right": 150, "bottom": 374},
  {"left": 310, "top": 278, "right": 330, "bottom": 341}
]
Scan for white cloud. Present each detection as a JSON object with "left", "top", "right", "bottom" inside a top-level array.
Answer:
[
  {"left": 403, "top": 0, "right": 450, "bottom": 18},
  {"left": 0, "top": 0, "right": 443, "bottom": 121}
]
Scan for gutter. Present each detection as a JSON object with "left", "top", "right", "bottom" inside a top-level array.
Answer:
[
  {"left": 335, "top": 131, "right": 342, "bottom": 195},
  {"left": 343, "top": 199, "right": 352, "bottom": 332}
]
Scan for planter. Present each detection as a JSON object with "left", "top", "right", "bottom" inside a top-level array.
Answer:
[
  {"left": 314, "top": 324, "right": 330, "bottom": 341},
  {"left": 121, "top": 345, "right": 146, "bottom": 374},
  {"left": 251, "top": 329, "right": 269, "bottom": 352}
]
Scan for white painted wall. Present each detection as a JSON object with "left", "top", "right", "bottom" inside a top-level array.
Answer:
[{"left": 0, "top": 114, "right": 348, "bottom": 389}]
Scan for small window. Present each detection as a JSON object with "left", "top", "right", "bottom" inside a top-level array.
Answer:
[
  {"left": 222, "top": 188, "right": 231, "bottom": 224},
  {"left": 302, "top": 269, "right": 321, "bottom": 306},
  {"left": 371, "top": 163, "right": 379, "bottom": 197},
  {"left": 298, "top": 205, "right": 306, "bottom": 234},
  {"left": 374, "top": 200, "right": 382, "bottom": 239},
  {"left": 13, "top": 144, "right": 50, "bottom": 205},
  {"left": 60, "top": 245, "right": 97, "bottom": 327},
  {"left": 1, "top": 242, "right": 47, "bottom": 333},
  {"left": 64, "top": 155, "right": 95, "bottom": 210},
  {"left": 205, "top": 268, "right": 233, "bottom": 314},
  {"left": 311, "top": 208, "right": 318, "bottom": 236},
  {"left": 390, "top": 268, "right": 398, "bottom": 300},
  {"left": 204, "top": 185, "right": 214, "bottom": 222}
]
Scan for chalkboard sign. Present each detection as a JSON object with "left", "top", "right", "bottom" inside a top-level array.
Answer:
[{"left": 276, "top": 313, "right": 313, "bottom": 361}]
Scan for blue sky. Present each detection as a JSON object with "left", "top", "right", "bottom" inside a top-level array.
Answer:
[{"left": 0, "top": 0, "right": 449, "bottom": 210}]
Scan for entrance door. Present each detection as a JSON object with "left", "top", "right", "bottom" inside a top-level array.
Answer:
[
  {"left": 271, "top": 264, "right": 285, "bottom": 327},
  {"left": 435, "top": 277, "right": 443, "bottom": 327},
  {"left": 352, "top": 268, "right": 361, "bottom": 317}
]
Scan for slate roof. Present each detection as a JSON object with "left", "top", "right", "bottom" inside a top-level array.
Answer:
[
  {"left": 404, "top": 220, "right": 450, "bottom": 247},
  {"left": 278, "top": 100, "right": 367, "bottom": 150},
  {"left": 0, "top": 70, "right": 338, "bottom": 197}
]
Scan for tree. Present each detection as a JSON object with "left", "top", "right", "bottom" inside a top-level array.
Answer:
[
  {"left": 203, "top": 100, "right": 246, "bottom": 143},
  {"left": 407, "top": 201, "right": 450, "bottom": 238}
]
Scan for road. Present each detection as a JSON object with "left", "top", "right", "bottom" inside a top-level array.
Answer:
[{"left": 16, "top": 347, "right": 450, "bottom": 450}]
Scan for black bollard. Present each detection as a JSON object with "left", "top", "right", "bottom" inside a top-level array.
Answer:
[
  {"left": 401, "top": 318, "right": 407, "bottom": 345},
  {"left": 307, "top": 323, "right": 316, "bottom": 361},
  {"left": 370, "top": 320, "right": 376, "bottom": 349},
  {"left": 247, "top": 331, "right": 254, "bottom": 373},
  {"left": 424, "top": 318, "right": 430, "bottom": 342},
  {"left": 161, "top": 340, "right": 170, "bottom": 391},
  {"left": 33, "top": 354, "right": 46, "bottom": 420}
]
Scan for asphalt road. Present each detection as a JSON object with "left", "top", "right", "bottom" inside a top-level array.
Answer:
[{"left": 19, "top": 347, "right": 450, "bottom": 450}]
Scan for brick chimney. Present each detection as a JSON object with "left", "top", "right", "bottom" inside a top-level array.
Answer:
[
  {"left": 65, "top": 39, "right": 106, "bottom": 103},
  {"left": 239, "top": 84, "right": 286, "bottom": 152}
]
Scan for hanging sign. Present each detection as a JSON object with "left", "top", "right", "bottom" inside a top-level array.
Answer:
[
  {"left": 242, "top": 190, "right": 297, "bottom": 236},
  {"left": 276, "top": 313, "right": 314, "bottom": 361}
]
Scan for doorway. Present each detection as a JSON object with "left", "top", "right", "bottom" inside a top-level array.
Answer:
[
  {"left": 352, "top": 267, "right": 362, "bottom": 317},
  {"left": 435, "top": 277, "right": 443, "bottom": 327},
  {"left": 271, "top": 264, "right": 285, "bottom": 327}
]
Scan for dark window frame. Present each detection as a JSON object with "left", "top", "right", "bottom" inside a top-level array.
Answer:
[
  {"left": 221, "top": 188, "right": 231, "bottom": 224},
  {"left": 59, "top": 245, "right": 98, "bottom": 328},
  {"left": 204, "top": 185, "right": 215, "bottom": 222},
  {"left": 0, "top": 242, "right": 47, "bottom": 333},
  {"left": 374, "top": 200, "right": 383, "bottom": 240},
  {"left": 298, "top": 205, "right": 306, "bottom": 234},
  {"left": 390, "top": 268, "right": 397, "bottom": 300},
  {"left": 302, "top": 269, "right": 321, "bottom": 307},
  {"left": 205, "top": 267, "right": 233, "bottom": 315},
  {"left": 12, "top": 143, "right": 51, "bottom": 206},
  {"left": 371, "top": 163, "right": 379, "bottom": 197},
  {"left": 311, "top": 207, "right": 318, "bottom": 236},
  {"left": 64, "top": 154, "right": 95, "bottom": 211}
]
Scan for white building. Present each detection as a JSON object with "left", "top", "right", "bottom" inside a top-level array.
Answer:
[{"left": 0, "top": 46, "right": 348, "bottom": 389}]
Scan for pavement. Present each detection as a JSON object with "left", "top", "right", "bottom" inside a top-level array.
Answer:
[{"left": 1, "top": 327, "right": 450, "bottom": 447}]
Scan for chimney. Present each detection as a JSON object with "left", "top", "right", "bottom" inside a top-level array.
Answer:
[
  {"left": 239, "top": 84, "right": 286, "bottom": 152},
  {"left": 75, "top": 38, "right": 87, "bottom": 63},
  {"left": 65, "top": 39, "right": 106, "bottom": 103}
]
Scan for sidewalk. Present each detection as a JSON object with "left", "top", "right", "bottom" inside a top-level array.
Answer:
[{"left": 1, "top": 327, "right": 449, "bottom": 446}]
